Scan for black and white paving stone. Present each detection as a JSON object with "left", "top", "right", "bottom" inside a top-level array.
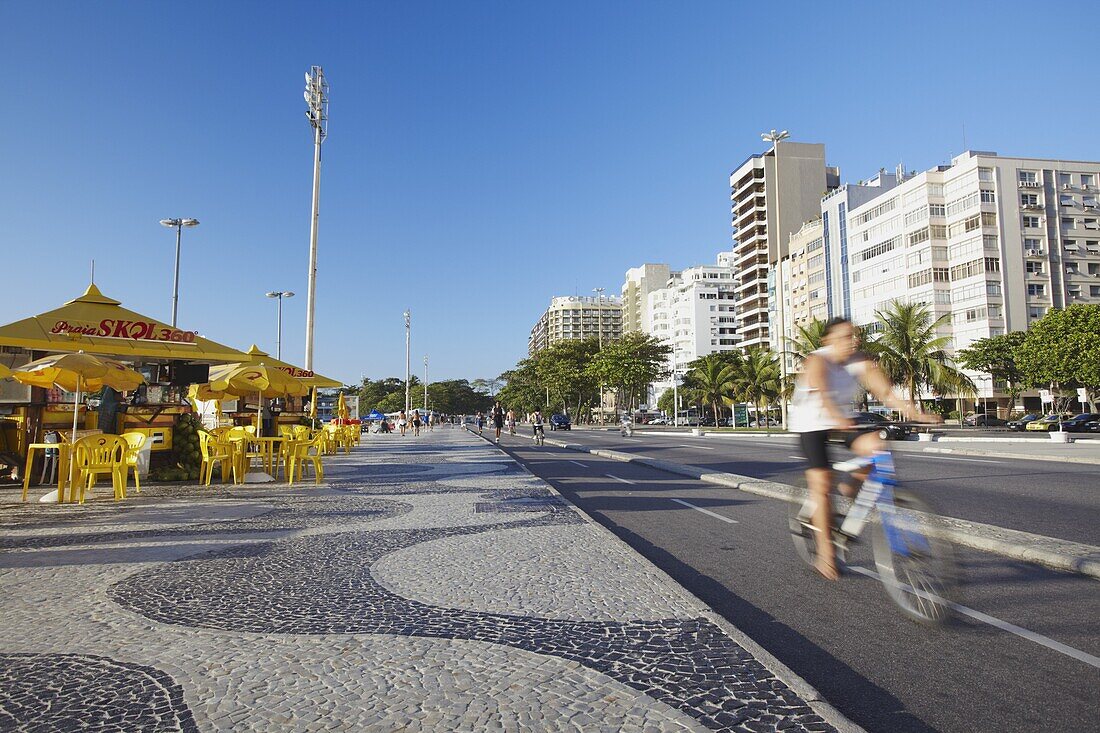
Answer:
[{"left": 0, "top": 428, "right": 839, "bottom": 732}]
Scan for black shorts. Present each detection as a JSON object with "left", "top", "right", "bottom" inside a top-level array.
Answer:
[{"left": 798, "top": 429, "right": 876, "bottom": 470}]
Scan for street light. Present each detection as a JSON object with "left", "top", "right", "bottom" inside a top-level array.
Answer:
[
  {"left": 593, "top": 287, "right": 605, "bottom": 423},
  {"left": 404, "top": 310, "right": 411, "bottom": 416},
  {"left": 159, "top": 218, "right": 200, "bottom": 327},
  {"left": 423, "top": 355, "right": 429, "bottom": 413},
  {"left": 265, "top": 291, "right": 295, "bottom": 360},
  {"left": 761, "top": 129, "right": 791, "bottom": 428},
  {"left": 303, "top": 66, "right": 329, "bottom": 371}
]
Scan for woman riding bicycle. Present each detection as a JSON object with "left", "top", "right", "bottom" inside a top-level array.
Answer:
[{"left": 790, "top": 317, "right": 940, "bottom": 580}]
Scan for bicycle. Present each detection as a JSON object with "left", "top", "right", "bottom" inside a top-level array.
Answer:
[
  {"left": 508, "top": 421, "right": 516, "bottom": 436},
  {"left": 533, "top": 425, "right": 545, "bottom": 446},
  {"left": 788, "top": 449, "right": 957, "bottom": 624}
]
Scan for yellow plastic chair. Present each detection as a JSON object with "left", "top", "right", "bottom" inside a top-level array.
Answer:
[
  {"left": 288, "top": 433, "right": 325, "bottom": 485},
  {"left": 72, "top": 434, "right": 127, "bottom": 503},
  {"left": 275, "top": 427, "right": 298, "bottom": 480},
  {"left": 198, "top": 431, "right": 237, "bottom": 485},
  {"left": 120, "top": 432, "right": 148, "bottom": 494},
  {"left": 226, "top": 427, "right": 263, "bottom": 478}
]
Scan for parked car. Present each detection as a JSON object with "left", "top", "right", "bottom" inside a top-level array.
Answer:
[
  {"left": 549, "top": 414, "right": 571, "bottom": 431},
  {"left": 1059, "top": 413, "right": 1099, "bottom": 433},
  {"left": 1086, "top": 418, "right": 1100, "bottom": 433},
  {"left": 963, "top": 413, "right": 1008, "bottom": 427},
  {"left": 848, "top": 411, "right": 912, "bottom": 441},
  {"left": 1025, "top": 414, "right": 1068, "bottom": 431},
  {"left": 645, "top": 416, "right": 667, "bottom": 425},
  {"left": 1006, "top": 413, "right": 1041, "bottom": 431}
]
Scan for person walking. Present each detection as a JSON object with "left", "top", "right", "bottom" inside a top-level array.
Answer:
[
  {"left": 412, "top": 410, "right": 422, "bottom": 437},
  {"left": 475, "top": 411, "right": 485, "bottom": 435},
  {"left": 505, "top": 408, "right": 517, "bottom": 436},
  {"left": 491, "top": 402, "right": 505, "bottom": 442},
  {"left": 398, "top": 410, "right": 408, "bottom": 437}
]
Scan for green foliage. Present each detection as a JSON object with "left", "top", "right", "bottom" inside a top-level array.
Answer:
[
  {"left": 956, "top": 331, "right": 1027, "bottom": 398},
  {"left": 497, "top": 360, "right": 545, "bottom": 414},
  {"left": 428, "top": 379, "right": 495, "bottom": 414},
  {"left": 585, "top": 332, "right": 671, "bottom": 409},
  {"left": 1015, "top": 304, "right": 1100, "bottom": 393},
  {"left": 536, "top": 338, "right": 601, "bottom": 415},
  {"left": 734, "top": 346, "right": 782, "bottom": 431},
  {"left": 871, "top": 300, "right": 975, "bottom": 401},
  {"left": 686, "top": 353, "right": 738, "bottom": 422}
]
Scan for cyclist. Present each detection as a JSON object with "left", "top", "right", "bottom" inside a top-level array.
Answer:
[
  {"left": 790, "top": 317, "right": 940, "bottom": 580},
  {"left": 491, "top": 401, "right": 505, "bottom": 442},
  {"left": 531, "top": 409, "right": 545, "bottom": 444}
]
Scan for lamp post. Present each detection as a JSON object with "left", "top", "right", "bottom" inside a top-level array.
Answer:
[
  {"left": 265, "top": 291, "right": 295, "bottom": 360},
  {"left": 761, "top": 129, "right": 791, "bottom": 428},
  {"left": 593, "top": 287, "right": 605, "bottom": 423},
  {"left": 303, "top": 66, "right": 329, "bottom": 371},
  {"left": 159, "top": 218, "right": 200, "bottom": 327},
  {"left": 423, "top": 355, "right": 430, "bottom": 414},
  {"left": 404, "top": 310, "right": 411, "bottom": 416}
]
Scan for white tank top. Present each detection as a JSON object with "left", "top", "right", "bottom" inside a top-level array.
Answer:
[{"left": 789, "top": 348, "right": 867, "bottom": 433}]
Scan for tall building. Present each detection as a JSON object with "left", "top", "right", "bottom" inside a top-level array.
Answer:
[
  {"left": 729, "top": 141, "right": 839, "bottom": 349},
  {"left": 528, "top": 295, "right": 624, "bottom": 355},
  {"left": 845, "top": 150, "right": 1100, "bottom": 402},
  {"left": 621, "top": 263, "right": 671, "bottom": 334},
  {"left": 646, "top": 251, "right": 738, "bottom": 400},
  {"left": 771, "top": 219, "right": 825, "bottom": 370}
]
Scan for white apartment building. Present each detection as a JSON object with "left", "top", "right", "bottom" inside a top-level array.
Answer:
[
  {"left": 528, "top": 295, "right": 623, "bottom": 355},
  {"left": 729, "top": 141, "right": 839, "bottom": 349},
  {"left": 621, "top": 263, "right": 671, "bottom": 334},
  {"left": 846, "top": 150, "right": 1100, "bottom": 401},
  {"left": 646, "top": 252, "right": 738, "bottom": 401}
]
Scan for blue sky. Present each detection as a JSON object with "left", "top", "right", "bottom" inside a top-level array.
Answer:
[{"left": 2, "top": 1, "right": 1097, "bottom": 384}]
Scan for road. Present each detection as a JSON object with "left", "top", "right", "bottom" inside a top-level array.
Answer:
[
  {"left": 539, "top": 428, "right": 1100, "bottom": 546},
  {"left": 491, "top": 430, "right": 1100, "bottom": 733}
]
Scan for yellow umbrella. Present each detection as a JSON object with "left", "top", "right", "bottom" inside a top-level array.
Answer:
[
  {"left": 309, "top": 386, "right": 318, "bottom": 427},
  {"left": 195, "top": 363, "right": 308, "bottom": 434},
  {"left": 11, "top": 351, "right": 145, "bottom": 498},
  {"left": 0, "top": 363, "right": 11, "bottom": 380},
  {"left": 337, "top": 392, "right": 348, "bottom": 421}
]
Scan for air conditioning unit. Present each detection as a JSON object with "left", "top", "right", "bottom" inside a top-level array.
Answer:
[
  {"left": 1063, "top": 184, "right": 1074, "bottom": 190},
  {"left": 1025, "top": 248, "right": 1040, "bottom": 256}
]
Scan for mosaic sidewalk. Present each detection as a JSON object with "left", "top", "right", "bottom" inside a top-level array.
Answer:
[{"left": 0, "top": 427, "right": 849, "bottom": 732}]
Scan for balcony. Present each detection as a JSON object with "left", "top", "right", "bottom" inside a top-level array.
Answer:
[{"left": 1018, "top": 180, "right": 1042, "bottom": 188}]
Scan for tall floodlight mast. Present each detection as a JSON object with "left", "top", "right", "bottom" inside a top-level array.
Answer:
[{"left": 303, "top": 66, "right": 329, "bottom": 370}]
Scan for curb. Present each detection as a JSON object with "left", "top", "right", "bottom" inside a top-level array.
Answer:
[
  {"left": 917, "top": 446, "right": 1100, "bottom": 466},
  {"left": 507, "top": 430, "right": 1100, "bottom": 581},
  {"left": 465, "top": 426, "right": 866, "bottom": 733}
]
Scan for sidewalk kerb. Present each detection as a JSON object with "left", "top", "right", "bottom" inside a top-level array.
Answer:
[
  {"left": 467, "top": 427, "right": 866, "bottom": 733},
  {"left": 509, "top": 429, "right": 1100, "bottom": 581},
  {"left": 917, "top": 446, "right": 1100, "bottom": 465}
]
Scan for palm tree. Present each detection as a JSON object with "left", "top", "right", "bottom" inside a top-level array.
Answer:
[
  {"left": 871, "top": 301, "right": 975, "bottom": 404},
  {"left": 733, "top": 346, "right": 782, "bottom": 431},
  {"left": 688, "top": 354, "right": 738, "bottom": 424},
  {"left": 787, "top": 320, "right": 828, "bottom": 368}
]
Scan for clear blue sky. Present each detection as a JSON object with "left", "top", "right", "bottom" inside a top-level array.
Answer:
[{"left": 2, "top": 1, "right": 1097, "bottom": 385}]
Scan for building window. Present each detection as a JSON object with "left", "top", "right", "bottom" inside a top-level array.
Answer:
[
  {"left": 978, "top": 167, "right": 994, "bottom": 182},
  {"left": 1029, "top": 306, "right": 1044, "bottom": 319},
  {"left": 980, "top": 190, "right": 996, "bottom": 204},
  {"left": 1060, "top": 194, "right": 1075, "bottom": 207},
  {"left": 1058, "top": 172, "right": 1072, "bottom": 186},
  {"left": 1023, "top": 216, "right": 1041, "bottom": 228},
  {"left": 1021, "top": 193, "right": 1038, "bottom": 206},
  {"left": 1027, "top": 284, "right": 1045, "bottom": 296},
  {"left": 1019, "top": 170, "right": 1037, "bottom": 183},
  {"left": 1024, "top": 237, "right": 1043, "bottom": 250},
  {"left": 1062, "top": 217, "right": 1076, "bottom": 228},
  {"left": 1083, "top": 174, "right": 1095, "bottom": 187},
  {"left": 929, "top": 204, "right": 946, "bottom": 217},
  {"left": 1025, "top": 261, "right": 1044, "bottom": 273}
]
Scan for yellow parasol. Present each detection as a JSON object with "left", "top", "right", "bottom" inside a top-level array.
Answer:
[
  {"left": 11, "top": 351, "right": 145, "bottom": 498},
  {"left": 309, "top": 386, "right": 318, "bottom": 425},
  {"left": 337, "top": 392, "right": 348, "bottom": 421},
  {"left": 194, "top": 363, "right": 309, "bottom": 434},
  {"left": 0, "top": 363, "right": 11, "bottom": 380},
  {"left": 243, "top": 345, "right": 340, "bottom": 389}
]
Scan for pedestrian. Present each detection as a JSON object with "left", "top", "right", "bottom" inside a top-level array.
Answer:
[
  {"left": 412, "top": 410, "right": 422, "bottom": 436},
  {"left": 398, "top": 410, "right": 408, "bottom": 437},
  {"left": 475, "top": 411, "right": 485, "bottom": 435},
  {"left": 491, "top": 401, "right": 505, "bottom": 442},
  {"left": 428, "top": 412, "right": 435, "bottom": 431}
]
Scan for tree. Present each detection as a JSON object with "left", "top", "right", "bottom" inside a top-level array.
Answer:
[
  {"left": 497, "top": 359, "right": 545, "bottom": 415},
  {"left": 687, "top": 353, "right": 738, "bottom": 423},
  {"left": 470, "top": 377, "right": 503, "bottom": 397},
  {"left": 872, "top": 301, "right": 975, "bottom": 403},
  {"left": 1015, "top": 304, "right": 1100, "bottom": 408},
  {"left": 427, "top": 379, "right": 494, "bottom": 414},
  {"left": 732, "top": 346, "right": 781, "bottom": 431},
  {"left": 956, "top": 331, "right": 1027, "bottom": 405},
  {"left": 586, "top": 333, "right": 671, "bottom": 413},
  {"left": 535, "top": 338, "right": 601, "bottom": 417},
  {"left": 787, "top": 320, "right": 828, "bottom": 368}
]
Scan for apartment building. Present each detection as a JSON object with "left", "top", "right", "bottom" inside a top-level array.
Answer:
[
  {"left": 528, "top": 295, "right": 624, "bottom": 355},
  {"left": 771, "top": 219, "right": 826, "bottom": 369},
  {"left": 621, "top": 263, "right": 671, "bottom": 334},
  {"left": 646, "top": 252, "right": 738, "bottom": 399},
  {"left": 845, "top": 150, "right": 1100, "bottom": 399},
  {"left": 729, "top": 141, "right": 839, "bottom": 349}
]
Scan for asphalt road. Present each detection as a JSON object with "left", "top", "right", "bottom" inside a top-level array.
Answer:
[
  {"left": 492, "top": 432, "right": 1100, "bottom": 733},
  {"left": 538, "top": 429, "right": 1100, "bottom": 547}
]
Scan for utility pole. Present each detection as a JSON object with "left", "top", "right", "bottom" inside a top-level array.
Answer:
[
  {"left": 159, "top": 218, "right": 199, "bottom": 327},
  {"left": 423, "top": 355, "right": 429, "bottom": 413},
  {"left": 303, "top": 66, "right": 329, "bottom": 370},
  {"left": 404, "top": 310, "right": 411, "bottom": 416},
  {"left": 593, "top": 287, "right": 605, "bottom": 423},
  {"left": 762, "top": 129, "right": 791, "bottom": 428}
]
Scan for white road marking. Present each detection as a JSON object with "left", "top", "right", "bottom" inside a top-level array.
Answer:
[
  {"left": 670, "top": 498, "right": 739, "bottom": 524},
  {"left": 907, "top": 455, "right": 1003, "bottom": 464},
  {"left": 568, "top": 460, "right": 588, "bottom": 468},
  {"left": 604, "top": 473, "right": 636, "bottom": 485},
  {"left": 788, "top": 455, "right": 803, "bottom": 460},
  {"left": 680, "top": 444, "right": 714, "bottom": 450},
  {"left": 847, "top": 566, "right": 1100, "bottom": 668},
  {"left": 620, "top": 438, "right": 642, "bottom": 443}
]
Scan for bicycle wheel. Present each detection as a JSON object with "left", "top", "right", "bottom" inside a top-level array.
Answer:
[
  {"left": 788, "top": 494, "right": 847, "bottom": 570},
  {"left": 870, "top": 488, "right": 957, "bottom": 624}
]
